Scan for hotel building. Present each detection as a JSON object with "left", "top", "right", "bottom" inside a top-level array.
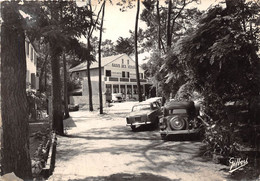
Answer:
[{"left": 69, "top": 54, "right": 148, "bottom": 106}]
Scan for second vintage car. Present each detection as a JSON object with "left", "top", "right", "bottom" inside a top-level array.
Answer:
[
  {"left": 159, "top": 100, "right": 204, "bottom": 140},
  {"left": 111, "top": 93, "right": 123, "bottom": 103},
  {"left": 126, "top": 100, "right": 162, "bottom": 131}
]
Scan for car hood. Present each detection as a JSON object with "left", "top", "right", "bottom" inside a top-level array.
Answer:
[{"left": 128, "top": 110, "right": 152, "bottom": 117}]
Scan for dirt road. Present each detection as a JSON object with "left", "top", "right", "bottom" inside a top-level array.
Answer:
[{"left": 49, "top": 102, "right": 229, "bottom": 181}]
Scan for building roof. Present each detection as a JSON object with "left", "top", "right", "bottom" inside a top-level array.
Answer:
[{"left": 69, "top": 54, "right": 126, "bottom": 72}]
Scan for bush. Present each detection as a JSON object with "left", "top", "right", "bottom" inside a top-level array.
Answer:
[{"left": 27, "top": 90, "right": 47, "bottom": 121}]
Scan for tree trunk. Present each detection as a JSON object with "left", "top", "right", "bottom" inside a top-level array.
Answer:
[
  {"left": 50, "top": 42, "right": 64, "bottom": 135},
  {"left": 63, "top": 53, "right": 70, "bottom": 119},
  {"left": 39, "top": 54, "right": 48, "bottom": 93},
  {"left": 1, "top": 2, "right": 32, "bottom": 179},
  {"left": 44, "top": 62, "right": 47, "bottom": 92},
  {"left": 135, "top": 0, "right": 142, "bottom": 102},
  {"left": 98, "top": 1, "right": 106, "bottom": 114},
  {"left": 166, "top": 0, "right": 172, "bottom": 49},
  {"left": 156, "top": 0, "right": 161, "bottom": 52},
  {"left": 87, "top": 38, "right": 93, "bottom": 111}
]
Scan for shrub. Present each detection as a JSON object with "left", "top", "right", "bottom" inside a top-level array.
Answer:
[{"left": 27, "top": 90, "right": 47, "bottom": 120}]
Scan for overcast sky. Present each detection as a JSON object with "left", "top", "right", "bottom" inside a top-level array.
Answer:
[
  {"left": 78, "top": 0, "right": 222, "bottom": 63},
  {"left": 80, "top": 0, "right": 222, "bottom": 42}
]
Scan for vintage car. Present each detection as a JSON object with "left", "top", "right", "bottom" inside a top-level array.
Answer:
[
  {"left": 126, "top": 101, "right": 162, "bottom": 131},
  {"left": 111, "top": 93, "right": 123, "bottom": 103},
  {"left": 145, "top": 97, "right": 163, "bottom": 107},
  {"left": 159, "top": 100, "right": 203, "bottom": 140},
  {"left": 68, "top": 104, "right": 79, "bottom": 112}
]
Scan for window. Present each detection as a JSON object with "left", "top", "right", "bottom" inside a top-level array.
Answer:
[
  {"left": 133, "top": 85, "right": 137, "bottom": 94},
  {"left": 127, "top": 85, "right": 132, "bottom": 94},
  {"left": 113, "top": 85, "right": 119, "bottom": 93},
  {"left": 31, "top": 73, "right": 36, "bottom": 89},
  {"left": 140, "top": 73, "right": 143, "bottom": 79},
  {"left": 122, "top": 59, "right": 124, "bottom": 64},
  {"left": 106, "top": 84, "right": 112, "bottom": 94},
  {"left": 127, "top": 72, "right": 130, "bottom": 78},
  {"left": 169, "top": 109, "right": 187, "bottom": 114},
  {"left": 30, "top": 46, "right": 34, "bottom": 62},
  {"left": 122, "top": 71, "right": 125, "bottom": 78},
  {"left": 127, "top": 59, "right": 129, "bottom": 65},
  {"left": 26, "top": 70, "right": 29, "bottom": 83},
  {"left": 120, "top": 85, "right": 125, "bottom": 94},
  {"left": 34, "top": 52, "right": 37, "bottom": 65},
  {"left": 25, "top": 41, "right": 29, "bottom": 56},
  {"left": 106, "top": 70, "right": 111, "bottom": 77},
  {"left": 152, "top": 103, "right": 158, "bottom": 109},
  {"left": 132, "top": 104, "right": 150, "bottom": 111}
]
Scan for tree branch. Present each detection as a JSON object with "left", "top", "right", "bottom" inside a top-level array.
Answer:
[{"left": 170, "top": 0, "right": 187, "bottom": 36}]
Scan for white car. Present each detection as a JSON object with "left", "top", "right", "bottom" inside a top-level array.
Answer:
[{"left": 111, "top": 93, "right": 123, "bottom": 103}]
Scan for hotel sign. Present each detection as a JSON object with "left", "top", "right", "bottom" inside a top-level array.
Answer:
[
  {"left": 128, "top": 65, "right": 135, "bottom": 69},
  {"left": 112, "top": 63, "right": 120, "bottom": 68},
  {"left": 112, "top": 63, "right": 135, "bottom": 69}
]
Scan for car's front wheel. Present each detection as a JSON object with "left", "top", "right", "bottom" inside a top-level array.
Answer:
[{"left": 161, "top": 133, "right": 167, "bottom": 140}]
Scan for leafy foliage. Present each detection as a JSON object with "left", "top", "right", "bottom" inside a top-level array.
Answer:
[
  {"left": 180, "top": 3, "right": 260, "bottom": 103},
  {"left": 101, "top": 39, "right": 117, "bottom": 57},
  {"left": 144, "top": 1, "right": 260, "bottom": 158},
  {"left": 140, "top": 0, "right": 202, "bottom": 52},
  {"left": 176, "top": 1, "right": 260, "bottom": 157},
  {"left": 115, "top": 37, "right": 134, "bottom": 55},
  {"left": 26, "top": 90, "right": 47, "bottom": 122}
]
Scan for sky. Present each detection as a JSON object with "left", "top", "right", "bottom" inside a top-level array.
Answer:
[
  {"left": 80, "top": 0, "right": 222, "bottom": 42},
  {"left": 77, "top": 0, "right": 222, "bottom": 62}
]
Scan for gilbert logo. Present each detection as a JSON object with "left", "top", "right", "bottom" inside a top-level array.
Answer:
[{"left": 229, "top": 157, "right": 248, "bottom": 173}]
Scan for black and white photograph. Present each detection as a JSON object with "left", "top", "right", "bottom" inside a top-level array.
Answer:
[{"left": 0, "top": 0, "right": 260, "bottom": 180}]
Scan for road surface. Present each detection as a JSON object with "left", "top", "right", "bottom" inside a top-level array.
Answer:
[{"left": 49, "top": 102, "right": 228, "bottom": 181}]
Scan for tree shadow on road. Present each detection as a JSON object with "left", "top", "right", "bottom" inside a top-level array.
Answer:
[
  {"left": 56, "top": 122, "right": 229, "bottom": 180},
  {"left": 58, "top": 127, "right": 208, "bottom": 175},
  {"left": 68, "top": 173, "right": 180, "bottom": 181}
]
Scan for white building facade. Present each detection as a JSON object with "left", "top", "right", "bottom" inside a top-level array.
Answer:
[
  {"left": 25, "top": 37, "right": 38, "bottom": 90},
  {"left": 69, "top": 54, "right": 148, "bottom": 106}
]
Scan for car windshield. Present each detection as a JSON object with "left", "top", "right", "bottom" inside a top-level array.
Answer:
[
  {"left": 169, "top": 109, "right": 187, "bottom": 114},
  {"left": 113, "top": 93, "right": 122, "bottom": 97},
  {"left": 132, "top": 104, "right": 150, "bottom": 111}
]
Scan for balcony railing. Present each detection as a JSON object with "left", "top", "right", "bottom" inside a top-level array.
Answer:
[
  {"left": 120, "top": 77, "right": 129, "bottom": 82},
  {"left": 105, "top": 76, "right": 147, "bottom": 83}
]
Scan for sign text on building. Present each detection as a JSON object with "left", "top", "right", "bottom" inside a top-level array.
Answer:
[
  {"left": 112, "top": 63, "right": 120, "bottom": 68},
  {"left": 112, "top": 63, "right": 135, "bottom": 69}
]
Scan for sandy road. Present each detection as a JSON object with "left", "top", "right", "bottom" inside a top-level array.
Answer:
[{"left": 49, "top": 102, "right": 229, "bottom": 181}]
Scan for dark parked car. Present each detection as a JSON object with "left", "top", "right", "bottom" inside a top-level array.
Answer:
[
  {"left": 159, "top": 101, "right": 204, "bottom": 140},
  {"left": 126, "top": 101, "right": 162, "bottom": 131}
]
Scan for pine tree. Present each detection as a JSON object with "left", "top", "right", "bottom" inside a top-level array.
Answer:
[{"left": 1, "top": 2, "right": 32, "bottom": 178}]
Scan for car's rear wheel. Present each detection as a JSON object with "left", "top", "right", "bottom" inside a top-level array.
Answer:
[
  {"left": 131, "top": 125, "right": 136, "bottom": 131},
  {"left": 169, "top": 116, "right": 186, "bottom": 130}
]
